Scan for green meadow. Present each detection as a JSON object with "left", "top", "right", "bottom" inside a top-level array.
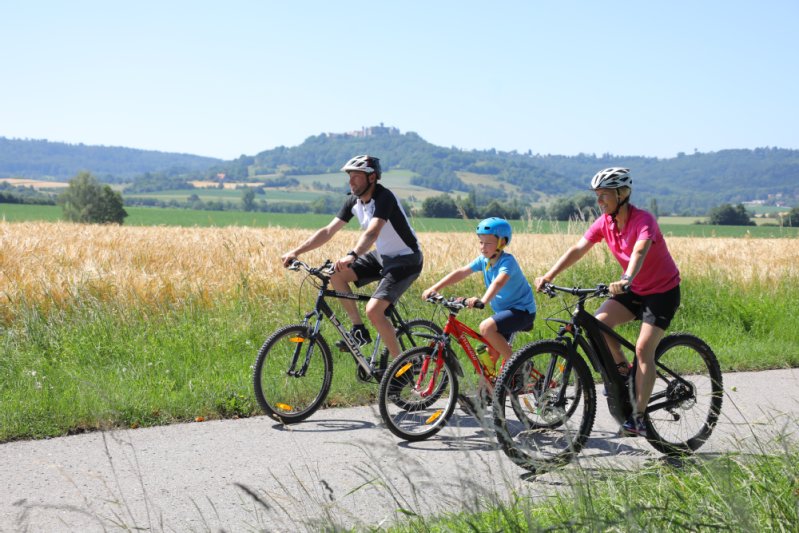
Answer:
[{"left": 2, "top": 203, "right": 798, "bottom": 237}]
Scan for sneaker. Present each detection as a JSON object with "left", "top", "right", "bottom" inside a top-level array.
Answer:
[
  {"left": 620, "top": 415, "right": 647, "bottom": 437},
  {"left": 334, "top": 325, "right": 372, "bottom": 352}
]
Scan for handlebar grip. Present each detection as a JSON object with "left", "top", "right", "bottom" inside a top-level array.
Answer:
[{"left": 473, "top": 300, "right": 485, "bottom": 309}]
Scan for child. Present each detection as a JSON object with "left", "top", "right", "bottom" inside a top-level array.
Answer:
[{"left": 421, "top": 217, "right": 536, "bottom": 373}]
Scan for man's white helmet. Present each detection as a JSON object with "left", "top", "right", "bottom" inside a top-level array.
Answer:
[
  {"left": 590, "top": 167, "right": 632, "bottom": 190},
  {"left": 341, "top": 155, "right": 381, "bottom": 180}
]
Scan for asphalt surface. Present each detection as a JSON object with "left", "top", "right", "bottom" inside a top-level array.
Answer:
[{"left": 2, "top": 368, "right": 798, "bottom": 532}]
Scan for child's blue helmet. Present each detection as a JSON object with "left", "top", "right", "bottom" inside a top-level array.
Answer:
[{"left": 476, "top": 217, "right": 512, "bottom": 246}]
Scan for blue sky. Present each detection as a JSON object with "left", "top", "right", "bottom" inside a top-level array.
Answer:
[{"left": 2, "top": 1, "right": 797, "bottom": 160}]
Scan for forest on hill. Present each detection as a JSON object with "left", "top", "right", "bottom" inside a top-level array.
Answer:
[
  {"left": 0, "top": 137, "right": 221, "bottom": 182},
  {"left": 1, "top": 128, "right": 797, "bottom": 215}
]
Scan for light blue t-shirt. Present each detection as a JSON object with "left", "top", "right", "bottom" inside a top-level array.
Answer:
[{"left": 468, "top": 252, "right": 536, "bottom": 314}]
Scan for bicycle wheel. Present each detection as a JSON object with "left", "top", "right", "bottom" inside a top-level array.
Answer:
[
  {"left": 505, "top": 341, "right": 585, "bottom": 429},
  {"left": 493, "top": 340, "right": 596, "bottom": 473},
  {"left": 645, "top": 333, "right": 723, "bottom": 456},
  {"left": 377, "top": 318, "right": 442, "bottom": 374},
  {"left": 378, "top": 345, "right": 458, "bottom": 441},
  {"left": 252, "top": 324, "right": 333, "bottom": 424}
]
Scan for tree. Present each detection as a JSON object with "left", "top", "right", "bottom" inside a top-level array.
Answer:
[
  {"left": 547, "top": 194, "right": 595, "bottom": 221},
  {"left": 421, "top": 194, "right": 459, "bottom": 218},
  {"left": 649, "top": 198, "right": 660, "bottom": 219},
  {"left": 707, "top": 203, "right": 755, "bottom": 226},
  {"left": 785, "top": 206, "right": 799, "bottom": 226},
  {"left": 58, "top": 171, "right": 128, "bottom": 224},
  {"left": 241, "top": 188, "right": 256, "bottom": 211}
]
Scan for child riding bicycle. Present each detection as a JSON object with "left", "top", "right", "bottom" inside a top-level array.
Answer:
[{"left": 421, "top": 217, "right": 536, "bottom": 377}]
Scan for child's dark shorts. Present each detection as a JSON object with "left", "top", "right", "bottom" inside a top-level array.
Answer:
[{"left": 492, "top": 308, "right": 536, "bottom": 341}]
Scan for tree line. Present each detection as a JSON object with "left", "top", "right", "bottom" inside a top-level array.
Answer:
[{"left": 4, "top": 170, "right": 799, "bottom": 227}]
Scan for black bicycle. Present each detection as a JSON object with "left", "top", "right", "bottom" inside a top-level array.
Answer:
[
  {"left": 493, "top": 283, "right": 723, "bottom": 473},
  {"left": 252, "top": 259, "right": 441, "bottom": 424}
]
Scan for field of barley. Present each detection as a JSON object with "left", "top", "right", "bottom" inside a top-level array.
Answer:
[{"left": 1, "top": 221, "right": 798, "bottom": 441}]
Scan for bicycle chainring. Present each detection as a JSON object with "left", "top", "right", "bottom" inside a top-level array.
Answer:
[{"left": 356, "top": 365, "right": 379, "bottom": 383}]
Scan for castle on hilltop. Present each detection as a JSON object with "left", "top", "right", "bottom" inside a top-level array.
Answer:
[{"left": 325, "top": 123, "right": 400, "bottom": 139}]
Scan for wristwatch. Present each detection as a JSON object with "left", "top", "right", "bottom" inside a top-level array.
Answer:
[
  {"left": 346, "top": 250, "right": 359, "bottom": 259},
  {"left": 620, "top": 274, "right": 632, "bottom": 282}
]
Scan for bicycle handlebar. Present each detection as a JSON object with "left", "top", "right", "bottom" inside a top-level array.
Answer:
[
  {"left": 425, "top": 293, "right": 486, "bottom": 311},
  {"left": 541, "top": 283, "right": 610, "bottom": 299},
  {"left": 288, "top": 259, "right": 336, "bottom": 279}
]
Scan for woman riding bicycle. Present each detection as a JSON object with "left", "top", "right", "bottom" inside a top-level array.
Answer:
[{"left": 533, "top": 168, "right": 681, "bottom": 437}]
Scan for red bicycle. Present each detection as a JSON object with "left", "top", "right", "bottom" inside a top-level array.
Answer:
[{"left": 377, "top": 294, "right": 507, "bottom": 441}]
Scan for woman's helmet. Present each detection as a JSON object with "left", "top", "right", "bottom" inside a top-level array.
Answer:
[
  {"left": 341, "top": 155, "right": 381, "bottom": 180},
  {"left": 590, "top": 167, "right": 632, "bottom": 190},
  {"left": 476, "top": 217, "right": 512, "bottom": 246}
]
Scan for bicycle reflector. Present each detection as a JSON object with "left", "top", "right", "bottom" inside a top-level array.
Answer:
[
  {"left": 276, "top": 403, "right": 292, "bottom": 412},
  {"left": 396, "top": 362, "right": 414, "bottom": 378},
  {"left": 289, "top": 337, "right": 305, "bottom": 343},
  {"left": 426, "top": 410, "right": 444, "bottom": 425}
]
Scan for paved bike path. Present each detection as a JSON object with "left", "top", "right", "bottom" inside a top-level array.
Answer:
[{"left": 2, "top": 368, "right": 798, "bottom": 532}]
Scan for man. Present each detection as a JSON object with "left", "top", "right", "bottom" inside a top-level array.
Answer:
[{"left": 280, "top": 155, "right": 423, "bottom": 358}]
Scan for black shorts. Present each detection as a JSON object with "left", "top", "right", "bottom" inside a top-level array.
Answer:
[
  {"left": 350, "top": 251, "right": 423, "bottom": 304},
  {"left": 611, "top": 284, "right": 681, "bottom": 330},
  {"left": 492, "top": 308, "right": 536, "bottom": 341}
]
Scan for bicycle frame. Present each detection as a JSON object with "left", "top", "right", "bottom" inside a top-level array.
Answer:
[
  {"left": 545, "top": 284, "right": 700, "bottom": 425},
  {"left": 286, "top": 260, "right": 414, "bottom": 379},
  {"left": 553, "top": 305, "right": 637, "bottom": 424},
  {"left": 420, "top": 300, "right": 497, "bottom": 388},
  {"left": 441, "top": 312, "right": 496, "bottom": 380}
]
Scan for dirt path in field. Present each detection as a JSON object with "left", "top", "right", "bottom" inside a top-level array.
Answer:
[{"left": 2, "top": 368, "right": 798, "bottom": 532}]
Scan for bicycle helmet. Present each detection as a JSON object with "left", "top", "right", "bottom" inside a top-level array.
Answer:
[
  {"left": 476, "top": 217, "right": 512, "bottom": 246},
  {"left": 590, "top": 167, "right": 632, "bottom": 190},
  {"left": 341, "top": 155, "right": 382, "bottom": 180}
]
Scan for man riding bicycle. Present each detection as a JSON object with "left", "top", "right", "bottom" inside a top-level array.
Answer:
[{"left": 280, "top": 155, "right": 424, "bottom": 359}]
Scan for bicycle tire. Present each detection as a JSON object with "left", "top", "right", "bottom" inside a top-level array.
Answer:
[
  {"left": 379, "top": 318, "right": 442, "bottom": 373},
  {"left": 644, "top": 333, "right": 723, "bottom": 456},
  {"left": 252, "top": 324, "right": 333, "bottom": 424},
  {"left": 493, "top": 340, "right": 596, "bottom": 473},
  {"left": 505, "top": 340, "right": 585, "bottom": 429},
  {"left": 378, "top": 345, "right": 458, "bottom": 442}
]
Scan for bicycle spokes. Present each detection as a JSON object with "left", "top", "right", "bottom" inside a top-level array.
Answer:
[
  {"left": 379, "top": 347, "right": 458, "bottom": 441},
  {"left": 644, "top": 334, "right": 723, "bottom": 456}
]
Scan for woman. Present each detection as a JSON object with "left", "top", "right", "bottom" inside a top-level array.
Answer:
[{"left": 533, "top": 168, "right": 681, "bottom": 436}]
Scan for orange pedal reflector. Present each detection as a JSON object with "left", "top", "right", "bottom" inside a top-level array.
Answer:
[{"left": 276, "top": 403, "right": 293, "bottom": 412}]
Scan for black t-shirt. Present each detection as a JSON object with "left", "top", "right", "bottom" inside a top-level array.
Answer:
[{"left": 336, "top": 184, "right": 419, "bottom": 257}]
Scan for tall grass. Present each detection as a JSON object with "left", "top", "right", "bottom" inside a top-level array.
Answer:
[
  {"left": 1, "top": 222, "right": 798, "bottom": 441},
  {"left": 383, "top": 446, "right": 799, "bottom": 532}
]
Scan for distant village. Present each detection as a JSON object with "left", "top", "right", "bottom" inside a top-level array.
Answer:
[{"left": 324, "top": 123, "right": 400, "bottom": 139}]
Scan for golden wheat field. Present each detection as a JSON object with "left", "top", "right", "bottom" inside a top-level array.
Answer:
[{"left": 1, "top": 221, "right": 796, "bottom": 322}]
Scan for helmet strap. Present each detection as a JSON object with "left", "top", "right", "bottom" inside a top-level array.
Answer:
[
  {"left": 610, "top": 192, "right": 630, "bottom": 224},
  {"left": 486, "top": 239, "right": 506, "bottom": 269},
  {"left": 355, "top": 176, "right": 377, "bottom": 198}
]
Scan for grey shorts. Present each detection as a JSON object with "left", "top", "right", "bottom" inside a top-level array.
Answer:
[{"left": 351, "top": 251, "right": 423, "bottom": 304}]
